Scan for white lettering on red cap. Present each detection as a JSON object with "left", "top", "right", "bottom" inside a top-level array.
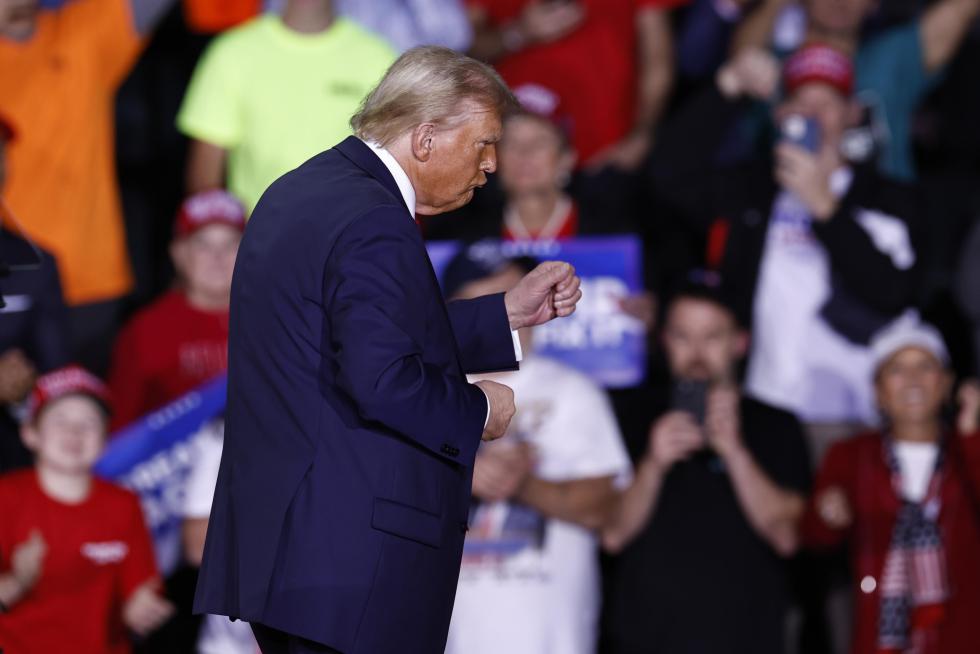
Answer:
[
  {"left": 513, "top": 83, "right": 561, "bottom": 119},
  {"left": 183, "top": 190, "right": 246, "bottom": 226},
  {"left": 36, "top": 367, "right": 105, "bottom": 400}
]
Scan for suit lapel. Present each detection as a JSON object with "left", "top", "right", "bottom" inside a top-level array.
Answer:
[{"left": 334, "top": 136, "right": 413, "bottom": 217}]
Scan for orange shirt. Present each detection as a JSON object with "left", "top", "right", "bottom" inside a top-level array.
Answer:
[{"left": 0, "top": 0, "right": 143, "bottom": 305}]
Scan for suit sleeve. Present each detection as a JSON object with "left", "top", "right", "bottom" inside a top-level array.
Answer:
[
  {"left": 325, "top": 208, "right": 488, "bottom": 467},
  {"left": 446, "top": 294, "right": 518, "bottom": 375}
]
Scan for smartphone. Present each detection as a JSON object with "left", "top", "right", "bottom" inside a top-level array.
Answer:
[
  {"left": 780, "top": 114, "right": 821, "bottom": 153},
  {"left": 670, "top": 379, "right": 708, "bottom": 425}
]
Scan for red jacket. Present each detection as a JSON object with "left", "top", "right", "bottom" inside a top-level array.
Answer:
[{"left": 802, "top": 430, "right": 980, "bottom": 654}]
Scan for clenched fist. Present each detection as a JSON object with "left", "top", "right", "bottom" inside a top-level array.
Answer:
[
  {"left": 476, "top": 380, "right": 516, "bottom": 441},
  {"left": 504, "top": 261, "right": 582, "bottom": 330},
  {"left": 816, "top": 486, "right": 852, "bottom": 530},
  {"left": 472, "top": 442, "right": 536, "bottom": 502}
]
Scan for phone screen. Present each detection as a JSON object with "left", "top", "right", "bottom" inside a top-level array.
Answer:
[
  {"left": 781, "top": 115, "right": 821, "bottom": 153},
  {"left": 670, "top": 380, "right": 708, "bottom": 425}
]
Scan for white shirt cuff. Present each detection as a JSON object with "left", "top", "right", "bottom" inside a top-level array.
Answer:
[
  {"left": 481, "top": 389, "right": 491, "bottom": 429},
  {"left": 479, "top": 330, "right": 523, "bottom": 430}
]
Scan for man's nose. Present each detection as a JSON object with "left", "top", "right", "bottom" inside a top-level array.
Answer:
[{"left": 482, "top": 146, "right": 497, "bottom": 174}]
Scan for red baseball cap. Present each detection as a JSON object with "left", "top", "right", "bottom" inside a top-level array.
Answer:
[
  {"left": 511, "top": 82, "right": 574, "bottom": 144},
  {"left": 784, "top": 44, "right": 854, "bottom": 97},
  {"left": 27, "top": 365, "right": 112, "bottom": 423},
  {"left": 174, "top": 189, "right": 246, "bottom": 238}
]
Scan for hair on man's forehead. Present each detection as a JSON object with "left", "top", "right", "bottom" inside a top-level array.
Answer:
[{"left": 351, "top": 46, "right": 518, "bottom": 147}]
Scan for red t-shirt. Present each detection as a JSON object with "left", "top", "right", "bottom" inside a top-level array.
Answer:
[
  {"left": 0, "top": 470, "right": 159, "bottom": 654},
  {"left": 108, "top": 290, "right": 229, "bottom": 430},
  {"left": 469, "top": 0, "right": 687, "bottom": 163}
]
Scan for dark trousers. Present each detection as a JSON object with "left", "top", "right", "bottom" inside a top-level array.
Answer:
[{"left": 251, "top": 623, "right": 343, "bottom": 654}]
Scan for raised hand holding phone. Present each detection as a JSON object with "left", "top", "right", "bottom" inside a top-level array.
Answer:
[
  {"left": 647, "top": 411, "right": 703, "bottom": 473},
  {"left": 704, "top": 385, "right": 743, "bottom": 460}
]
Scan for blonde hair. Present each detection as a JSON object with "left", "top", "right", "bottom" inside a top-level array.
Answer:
[{"left": 351, "top": 46, "right": 518, "bottom": 147}]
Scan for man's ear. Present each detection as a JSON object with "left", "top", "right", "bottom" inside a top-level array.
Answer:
[{"left": 411, "top": 123, "right": 437, "bottom": 163}]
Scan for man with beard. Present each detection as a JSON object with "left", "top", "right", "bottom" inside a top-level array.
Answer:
[{"left": 603, "top": 280, "right": 811, "bottom": 654}]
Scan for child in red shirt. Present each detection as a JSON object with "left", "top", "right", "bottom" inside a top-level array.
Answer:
[
  {"left": 0, "top": 365, "right": 174, "bottom": 654},
  {"left": 108, "top": 190, "right": 245, "bottom": 430}
]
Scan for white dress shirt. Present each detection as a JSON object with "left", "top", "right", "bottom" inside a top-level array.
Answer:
[{"left": 363, "top": 140, "right": 523, "bottom": 429}]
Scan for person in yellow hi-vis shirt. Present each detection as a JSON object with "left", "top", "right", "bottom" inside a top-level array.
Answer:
[{"left": 177, "top": 0, "right": 396, "bottom": 213}]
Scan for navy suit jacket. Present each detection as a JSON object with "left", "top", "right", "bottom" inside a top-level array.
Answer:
[{"left": 194, "top": 137, "right": 519, "bottom": 653}]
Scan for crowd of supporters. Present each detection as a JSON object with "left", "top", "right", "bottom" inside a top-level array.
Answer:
[{"left": 2, "top": 0, "right": 980, "bottom": 652}]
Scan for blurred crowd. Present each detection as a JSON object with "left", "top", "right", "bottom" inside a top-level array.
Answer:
[{"left": 1, "top": 0, "right": 980, "bottom": 653}]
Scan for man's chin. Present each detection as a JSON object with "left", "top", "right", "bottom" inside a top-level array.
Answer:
[
  {"left": 678, "top": 370, "right": 712, "bottom": 383},
  {"left": 417, "top": 190, "right": 477, "bottom": 217}
]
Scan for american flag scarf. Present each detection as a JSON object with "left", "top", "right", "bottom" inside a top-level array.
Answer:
[{"left": 877, "top": 437, "right": 949, "bottom": 654}]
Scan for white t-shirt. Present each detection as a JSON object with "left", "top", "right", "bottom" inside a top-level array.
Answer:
[
  {"left": 894, "top": 441, "right": 940, "bottom": 503},
  {"left": 745, "top": 168, "right": 915, "bottom": 424},
  {"left": 182, "top": 421, "right": 260, "bottom": 654},
  {"left": 445, "top": 356, "right": 632, "bottom": 654}
]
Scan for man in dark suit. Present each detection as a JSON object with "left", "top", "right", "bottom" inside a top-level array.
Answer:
[{"left": 194, "top": 46, "right": 583, "bottom": 654}]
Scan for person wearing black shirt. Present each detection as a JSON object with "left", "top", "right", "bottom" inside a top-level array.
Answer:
[
  {"left": 0, "top": 114, "right": 70, "bottom": 472},
  {"left": 603, "top": 283, "right": 811, "bottom": 654}
]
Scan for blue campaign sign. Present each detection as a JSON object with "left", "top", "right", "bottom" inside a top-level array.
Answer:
[
  {"left": 95, "top": 374, "right": 228, "bottom": 574},
  {"left": 428, "top": 237, "right": 646, "bottom": 387}
]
